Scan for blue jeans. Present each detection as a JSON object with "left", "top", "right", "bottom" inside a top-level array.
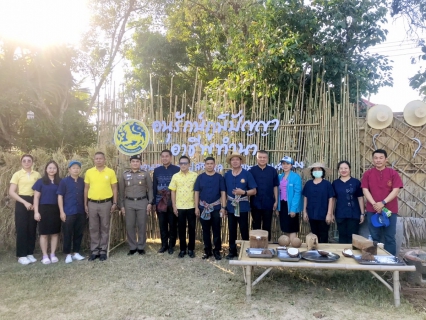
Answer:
[{"left": 366, "top": 212, "right": 398, "bottom": 255}]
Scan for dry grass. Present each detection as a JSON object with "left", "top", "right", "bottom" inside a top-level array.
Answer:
[{"left": 0, "top": 241, "right": 424, "bottom": 320}]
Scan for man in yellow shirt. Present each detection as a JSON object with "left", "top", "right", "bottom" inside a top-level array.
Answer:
[
  {"left": 84, "top": 152, "right": 118, "bottom": 261},
  {"left": 169, "top": 156, "right": 198, "bottom": 258}
]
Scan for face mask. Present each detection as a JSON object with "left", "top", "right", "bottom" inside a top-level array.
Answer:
[{"left": 312, "top": 170, "right": 323, "bottom": 178}]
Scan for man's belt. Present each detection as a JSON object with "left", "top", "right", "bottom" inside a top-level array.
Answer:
[
  {"left": 88, "top": 198, "right": 112, "bottom": 203},
  {"left": 199, "top": 198, "right": 221, "bottom": 220},
  {"left": 126, "top": 196, "right": 147, "bottom": 201},
  {"left": 227, "top": 195, "right": 248, "bottom": 217}
]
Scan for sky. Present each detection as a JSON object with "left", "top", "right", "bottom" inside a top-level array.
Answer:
[{"left": 0, "top": 0, "right": 424, "bottom": 111}]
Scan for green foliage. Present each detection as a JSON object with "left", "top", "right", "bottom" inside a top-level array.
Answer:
[
  {"left": 126, "top": 0, "right": 392, "bottom": 104},
  {"left": 0, "top": 40, "right": 95, "bottom": 152},
  {"left": 391, "top": 0, "right": 426, "bottom": 96}
]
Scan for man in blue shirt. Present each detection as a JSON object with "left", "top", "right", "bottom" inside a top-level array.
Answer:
[
  {"left": 57, "top": 160, "right": 86, "bottom": 264},
  {"left": 224, "top": 151, "right": 257, "bottom": 259},
  {"left": 152, "top": 150, "right": 180, "bottom": 254},
  {"left": 249, "top": 150, "right": 279, "bottom": 241},
  {"left": 194, "top": 157, "right": 227, "bottom": 260}
]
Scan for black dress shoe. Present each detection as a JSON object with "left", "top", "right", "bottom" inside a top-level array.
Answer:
[
  {"left": 88, "top": 254, "right": 100, "bottom": 261},
  {"left": 202, "top": 251, "right": 212, "bottom": 260},
  {"left": 178, "top": 251, "right": 186, "bottom": 258},
  {"left": 188, "top": 250, "right": 195, "bottom": 258},
  {"left": 168, "top": 247, "right": 174, "bottom": 255},
  {"left": 99, "top": 254, "right": 107, "bottom": 261},
  {"left": 158, "top": 246, "right": 168, "bottom": 253},
  {"left": 138, "top": 249, "right": 145, "bottom": 255},
  {"left": 213, "top": 251, "right": 222, "bottom": 260},
  {"left": 225, "top": 252, "right": 237, "bottom": 260},
  {"left": 127, "top": 250, "right": 137, "bottom": 256}
]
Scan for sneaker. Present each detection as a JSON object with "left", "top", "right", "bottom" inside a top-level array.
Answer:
[
  {"left": 41, "top": 257, "right": 51, "bottom": 265},
  {"left": 27, "top": 255, "right": 37, "bottom": 263},
  {"left": 50, "top": 255, "right": 59, "bottom": 263},
  {"left": 72, "top": 253, "right": 85, "bottom": 261},
  {"left": 18, "top": 257, "right": 31, "bottom": 265},
  {"left": 65, "top": 255, "right": 73, "bottom": 264}
]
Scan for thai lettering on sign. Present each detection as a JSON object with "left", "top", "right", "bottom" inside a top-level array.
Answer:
[{"left": 151, "top": 110, "right": 280, "bottom": 157}]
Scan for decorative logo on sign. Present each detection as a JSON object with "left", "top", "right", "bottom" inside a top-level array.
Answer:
[{"left": 114, "top": 119, "right": 150, "bottom": 156}]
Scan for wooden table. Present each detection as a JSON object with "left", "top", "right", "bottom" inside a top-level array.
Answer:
[{"left": 229, "top": 241, "right": 416, "bottom": 307}]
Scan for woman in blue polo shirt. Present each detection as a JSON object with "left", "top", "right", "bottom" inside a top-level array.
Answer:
[
  {"left": 332, "top": 161, "right": 364, "bottom": 244},
  {"left": 302, "top": 162, "right": 335, "bottom": 243},
  {"left": 33, "top": 160, "right": 62, "bottom": 264},
  {"left": 277, "top": 156, "right": 303, "bottom": 242}
]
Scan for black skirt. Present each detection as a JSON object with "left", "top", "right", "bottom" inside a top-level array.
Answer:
[
  {"left": 279, "top": 200, "right": 300, "bottom": 233},
  {"left": 38, "top": 204, "right": 61, "bottom": 235}
]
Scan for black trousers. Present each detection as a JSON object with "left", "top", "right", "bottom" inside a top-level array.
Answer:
[
  {"left": 309, "top": 219, "right": 330, "bottom": 243},
  {"left": 200, "top": 209, "right": 222, "bottom": 252},
  {"left": 15, "top": 196, "right": 37, "bottom": 257},
  {"left": 251, "top": 208, "right": 273, "bottom": 241},
  {"left": 336, "top": 218, "right": 359, "bottom": 244},
  {"left": 158, "top": 205, "right": 178, "bottom": 248},
  {"left": 62, "top": 213, "right": 86, "bottom": 254},
  {"left": 178, "top": 208, "right": 196, "bottom": 251},
  {"left": 228, "top": 211, "right": 249, "bottom": 253}
]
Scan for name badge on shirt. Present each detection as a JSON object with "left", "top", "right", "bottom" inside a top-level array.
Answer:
[{"left": 241, "top": 179, "right": 245, "bottom": 183}]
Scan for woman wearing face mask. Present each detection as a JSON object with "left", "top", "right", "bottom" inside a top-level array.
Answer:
[
  {"left": 332, "top": 161, "right": 364, "bottom": 244},
  {"left": 9, "top": 154, "right": 42, "bottom": 265},
  {"left": 33, "top": 160, "right": 62, "bottom": 264},
  {"left": 302, "top": 163, "right": 335, "bottom": 243}
]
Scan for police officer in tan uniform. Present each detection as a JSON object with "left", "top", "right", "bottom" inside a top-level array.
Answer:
[{"left": 119, "top": 154, "right": 153, "bottom": 255}]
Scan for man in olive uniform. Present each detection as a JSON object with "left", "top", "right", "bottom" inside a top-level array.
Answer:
[{"left": 119, "top": 154, "right": 153, "bottom": 255}]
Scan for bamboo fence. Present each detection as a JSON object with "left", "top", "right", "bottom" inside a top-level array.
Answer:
[{"left": 1, "top": 72, "right": 425, "bottom": 250}]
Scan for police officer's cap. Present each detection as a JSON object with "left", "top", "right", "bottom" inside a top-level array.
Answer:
[{"left": 129, "top": 154, "right": 142, "bottom": 161}]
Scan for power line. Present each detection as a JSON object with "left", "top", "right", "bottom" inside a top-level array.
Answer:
[
  {"left": 368, "top": 46, "right": 420, "bottom": 53},
  {"left": 386, "top": 51, "right": 424, "bottom": 57}
]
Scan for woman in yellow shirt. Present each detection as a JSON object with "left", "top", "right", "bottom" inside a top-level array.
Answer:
[{"left": 9, "top": 154, "right": 41, "bottom": 265}]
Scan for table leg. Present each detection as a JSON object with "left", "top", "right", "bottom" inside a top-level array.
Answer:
[
  {"left": 393, "top": 271, "right": 400, "bottom": 307},
  {"left": 246, "top": 265, "right": 252, "bottom": 296}
]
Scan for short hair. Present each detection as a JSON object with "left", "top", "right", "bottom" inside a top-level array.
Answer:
[
  {"left": 94, "top": 151, "right": 105, "bottom": 158},
  {"left": 179, "top": 155, "right": 190, "bottom": 163},
  {"left": 337, "top": 160, "right": 351, "bottom": 170},
  {"left": 204, "top": 157, "right": 215, "bottom": 163},
  {"left": 310, "top": 167, "right": 326, "bottom": 179},
  {"left": 161, "top": 149, "right": 172, "bottom": 156},
  {"left": 372, "top": 149, "right": 387, "bottom": 158},
  {"left": 257, "top": 150, "right": 268, "bottom": 156},
  {"left": 20, "top": 154, "right": 33, "bottom": 162}
]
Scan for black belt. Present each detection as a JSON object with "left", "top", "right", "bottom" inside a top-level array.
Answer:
[
  {"left": 88, "top": 198, "right": 112, "bottom": 203},
  {"left": 126, "top": 196, "right": 147, "bottom": 201}
]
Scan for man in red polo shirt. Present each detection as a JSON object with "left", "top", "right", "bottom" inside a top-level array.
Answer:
[{"left": 361, "top": 149, "right": 403, "bottom": 255}]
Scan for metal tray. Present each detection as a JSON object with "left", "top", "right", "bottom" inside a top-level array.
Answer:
[
  {"left": 277, "top": 249, "right": 301, "bottom": 262},
  {"left": 353, "top": 255, "right": 406, "bottom": 266},
  {"left": 246, "top": 248, "right": 276, "bottom": 258},
  {"left": 301, "top": 250, "right": 340, "bottom": 263}
]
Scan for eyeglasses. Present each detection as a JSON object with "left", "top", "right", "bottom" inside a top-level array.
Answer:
[{"left": 179, "top": 162, "right": 189, "bottom": 165}]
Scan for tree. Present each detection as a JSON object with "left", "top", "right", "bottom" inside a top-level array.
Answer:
[
  {"left": 79, "top": 0, "right": 164, "bottom": 118},
  {"left": 130, "top": 0, "right": 392, "bottom": 104},
  {"left": 391, "top": 0, "right": 426, "bottom": 96},
  {"left": 0, "top": 39, "right": 95, "bottom": 151}
]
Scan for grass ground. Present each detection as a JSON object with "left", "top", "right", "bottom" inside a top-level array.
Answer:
[{"left": 0, "top": 241, "right": 425, "bottom": 320}]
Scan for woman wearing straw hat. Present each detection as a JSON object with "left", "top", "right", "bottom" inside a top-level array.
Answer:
[
  {"left": 9, "top": 154, "right": 41, "bottom": 265},
  {"left": 302, "top": 162, "right": 335, "bottom": 243},
  {"left": 277, "top": 156, "right": 303, "bottom": 242},
  {"left": 331, "top": 161, "right": 365, "bottom": 244}
]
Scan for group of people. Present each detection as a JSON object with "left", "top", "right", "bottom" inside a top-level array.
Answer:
[{"left": 9, "top": 148, "right": 402, "bottom": 265}]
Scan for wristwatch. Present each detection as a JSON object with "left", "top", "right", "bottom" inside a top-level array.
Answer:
[
  {"left": 381, "top": 200, "right": 387, "bottom": 205},
  {"left": 360, "top": 213, "right": 366, "bottom": 216},
  {"left": 244, "top": 191, "right": 247, "bottom": 196}
]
